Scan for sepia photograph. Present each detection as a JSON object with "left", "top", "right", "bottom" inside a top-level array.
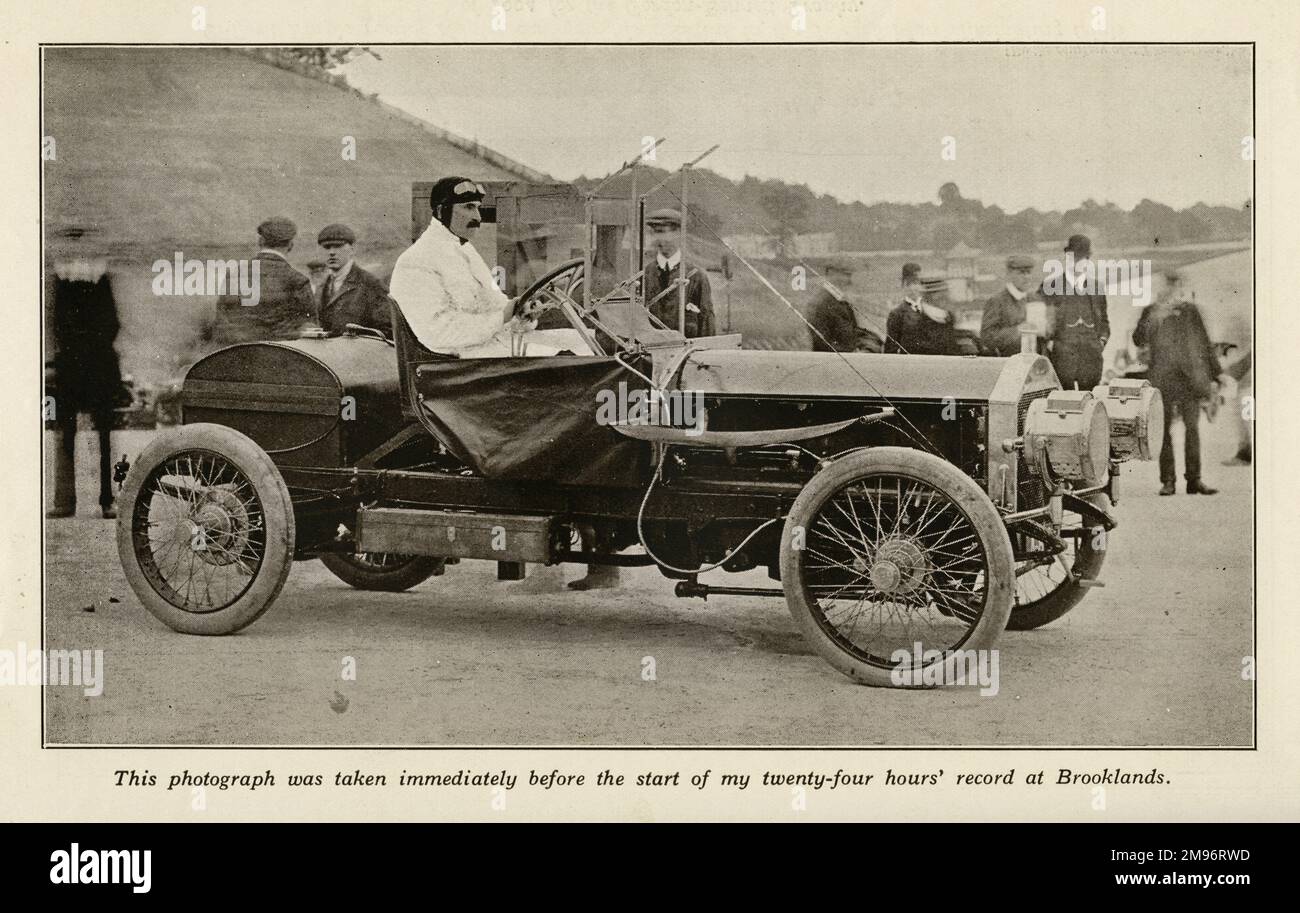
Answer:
[{"left": 38, "top": 41, "right": 1254, "bottom": 748}]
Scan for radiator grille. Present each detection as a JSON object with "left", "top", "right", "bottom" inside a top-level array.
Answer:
[{"left": 1016, "top": 389, "right": 1052, "bottom": 509}]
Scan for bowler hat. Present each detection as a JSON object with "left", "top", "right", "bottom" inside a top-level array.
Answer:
[
  {"left": 317, "top": 223, "right": 357, "bottom": 246},
  {"left": 257, "top": 217, "right": 297, "bottom": 245},
  {"left": 901, "top": 262, "right": 922, "bottom": 283},
  {"left": 1064, "top": 234, "right": 1092, "bottom": 257}
]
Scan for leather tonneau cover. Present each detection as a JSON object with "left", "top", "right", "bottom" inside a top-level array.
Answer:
[{"left": 413, "top": 357, "right": 651, "bottom": 487}]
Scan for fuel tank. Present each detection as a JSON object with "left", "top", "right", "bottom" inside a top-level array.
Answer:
[{"left": 181, "top": 336, "right": 403, "bottom": 467}]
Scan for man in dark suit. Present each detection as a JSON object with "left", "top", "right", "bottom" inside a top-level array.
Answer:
[
  {"left": 979, "top": 254, "right": 1039, "bottom": 356},
  {"left": 1043, "top": 234, "right": 1110, "bottom": 389},
  {"left": 807, "top": 262, "right": 883, "bottom": 353},
  {"left": 46, "top": 236, "right": 127, "bottom": 519},
  {"left": 642, "top": 209, "right": 715, "bottom": 338},
  {"left": 885, "top": 262, "right": 956, "bottom": 355},
  {"left": 1133, "top": 269, "right": 1223, "bottom": 496},
  {"left": 316, "top": 223, "right": 394, "bottom": 338},
  {"left": 211, "top": 217, "right": 316, "bottom": 345}
]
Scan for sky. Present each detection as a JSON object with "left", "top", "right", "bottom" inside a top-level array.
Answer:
[{"left": 342, "top": 44, "right": 1253, "bottom": 213}]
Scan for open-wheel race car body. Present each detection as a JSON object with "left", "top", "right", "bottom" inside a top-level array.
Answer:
[{"left": 116, "top": 180, "right": 1163, "bottom": 687}]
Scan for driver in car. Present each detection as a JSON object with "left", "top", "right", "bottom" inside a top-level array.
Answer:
[{"left": 389, "top": 176, "right": 538, "bottom": 356}]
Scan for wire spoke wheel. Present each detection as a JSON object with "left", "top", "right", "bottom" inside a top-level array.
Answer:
[
  {"left": 319, "top": 551, "right": 445, "bottom": 592},
  {"left": 117, "top": 423, "right": 294, "bottom": 635},
  {"left": 132, "top": 450, "right": 267, "bottom": 613},
  {"left": 1006, "top": 493, "right": 1109, "bottom": 631},
  {"left": 781, "top": 448, "right": 1014, "bottom": 687}
]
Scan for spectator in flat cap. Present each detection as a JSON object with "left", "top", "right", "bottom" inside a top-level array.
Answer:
[
  {"left": 642, "top": 208, "right": 715, "bottom": 339},
  {"left": 210, "top": 216, "right": 316, "bottom": 346},
  {"left": 885, "top": 261, "right": 956, "bottom": 355},
  {"left": 979, "top": 254, "right": 1041, "bottom": 356},
  {"left": 316, "top": 222, "right": 393, "bottom": 338},
  {"left": 807, "top": 261, "right": 882, "bottom": 353},
  {"left": 1042, "top": 233, "right": 1110, "bottom": 389}
]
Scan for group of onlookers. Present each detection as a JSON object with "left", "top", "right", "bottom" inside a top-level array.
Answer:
[
  {"left": 209, "top": 217, "right": 392, "bottom": 346},
  {"left": 805, "top": 232, "right": 1250, "bottom": 495}
]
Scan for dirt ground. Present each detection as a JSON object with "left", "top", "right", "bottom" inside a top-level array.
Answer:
[{"left": 41, "top": 417, "right": 1253, "bottom": 747}]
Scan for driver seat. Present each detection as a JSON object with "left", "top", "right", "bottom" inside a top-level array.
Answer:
[{"left": 391, "top": 301, "right": 455, "bottom": 422}]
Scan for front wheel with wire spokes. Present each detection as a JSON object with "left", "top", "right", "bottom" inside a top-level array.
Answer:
[
  {"left": 780, "top": 447, "right": 1014, "bottom": 687},
  {"left": 116, "top": 423, "right": 295, "bottom": 635}
]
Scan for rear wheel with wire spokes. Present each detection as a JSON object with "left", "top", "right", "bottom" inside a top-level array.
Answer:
[
  {"left": 780, "top": 447, "right": 1014, "bottom": 687},
  {"left": 116, "top": 423, "right": 294, "bottom": 635},
  {"left": 319, "top": 551, "right": 445, "bottom": 592},
  {"left": 1006, "top": 493, "right": 1109, "bottom": 630}
]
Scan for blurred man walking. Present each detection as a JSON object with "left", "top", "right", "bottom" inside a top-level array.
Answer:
[
  {"left": 45, "top": 230, "right": 126, "bottom": 519},
  {"left": 1133, "top": 269, "right": 1223, "bottom": 496}
]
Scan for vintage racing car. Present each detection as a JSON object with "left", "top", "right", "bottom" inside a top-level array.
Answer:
[{"left": 114, "top": 180, "right": 1163, "bottom": 687}]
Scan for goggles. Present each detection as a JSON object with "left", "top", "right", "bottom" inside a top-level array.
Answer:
[{"left": 447, "top": 181, "right": 486, "bottom": 204}]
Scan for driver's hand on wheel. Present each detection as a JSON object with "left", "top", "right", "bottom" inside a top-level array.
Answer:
[{"left": 517, "top": 297, "right": 560, "bottom": 321}]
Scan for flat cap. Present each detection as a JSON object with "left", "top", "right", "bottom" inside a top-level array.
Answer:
[
  {"left": 1064, "top": 233, "right": 1092, "bottom": 257},
  {"left": 317, "top": 223, "right": 357, "bottom": 246},
  {"left": 1006, "top": 254, "right": 1034, "bottom": 270},
  {"left": 901, "top": 261, "right": 922, "bottom": 282},
  {"left": 824, "top": 260, "right": 855, "bottom": 278},
  {"left": 646, "top": 208, "right": 683, "bottom": 228},
  {"left": 305, "top": 259, "right": 327, "bottom": 269},
  {"left": 257, "top": 217, "right": 297, "bottom": 245}
]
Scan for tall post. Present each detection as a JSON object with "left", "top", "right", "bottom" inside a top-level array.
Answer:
[
  {"left": 678, "top": 165, "right": 689, "bottom": 335},
  {"left": 583, "top": 194, "right": 594, "bottom": 313},
  {"left": 628, "top": 169, "right": 638, "bottom": 300},
  {"left": 637, "top": 197, "right": 646, "bottom": 309}
]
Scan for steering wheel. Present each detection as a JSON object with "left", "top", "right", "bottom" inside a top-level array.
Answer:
[
  {"left": 514, "top": 258, "right": 583, "bottom": 317},
  {"left": 512, "top": 258, "right": 604, "bottom": 354}
]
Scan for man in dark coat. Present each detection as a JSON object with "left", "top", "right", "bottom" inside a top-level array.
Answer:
[
  {"left": 1132, "top": 269, "right": 1223, "bottom": 495},
  {"left": 316, "top": 223, "right": 394, "bottom": 338},
  {"left": 885, "top": 262, "right": 956, "bottom": 355},
  {"left": 211, "top": 217, "right": 316, "bottom": 345},
  {"left": 979, "top": 254, "right": 1039, "bottom": 356},
  {"left": 642, "top": 208, "right": 715, "bottom": 338},
  {"left": 45, "top": 241, "right": 127, "bottom": 518},
  {"left": 807, "top": 262, "right": 883, "bottom": 353},
  {"left": 1043, "top": 234, "right": 1110, "bottom": 389}
]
